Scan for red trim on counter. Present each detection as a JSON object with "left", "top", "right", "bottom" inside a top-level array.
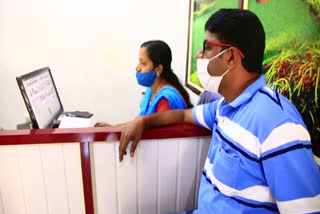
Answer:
[
  {"left": 0, "top": 125, "right": 211, "bottom": 145},
  {"left": 81, "top": 142, "right": 94, "bottom": 214}
]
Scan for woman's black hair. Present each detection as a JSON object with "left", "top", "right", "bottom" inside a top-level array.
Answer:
[{"left": 141, "top": 40, "right": 193, "bottom": 108}]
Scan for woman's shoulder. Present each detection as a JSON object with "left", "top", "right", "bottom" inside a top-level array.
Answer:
[
  {"left": 158, "top": 86, "right": 183, "bottom": 100},
  {"left": 159, "top": 85, "right": 176, "bottom": 91},
  {"left": 155, "top": 98, "right": 170, "bottom": 112},
  {"left": 158, "top": 85, "right": 180, "bottom": 95},
  {"left": 157, "top": 85, "right": 187, "bottom": 109}
]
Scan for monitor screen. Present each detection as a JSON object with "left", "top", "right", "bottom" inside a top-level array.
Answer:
[{"left": 16, "top": 67, "right": 63, "bottom": 129}]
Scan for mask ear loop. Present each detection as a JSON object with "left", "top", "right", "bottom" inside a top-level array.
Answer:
[
  {"left": 226, "top": 48, "right": 239, "bottom": 72},
  {"left": 221, "top": 68, "right": 230, "bottom": 77},
  {"left": 208, "top": 48, "right": 230, "bottom": 61}
]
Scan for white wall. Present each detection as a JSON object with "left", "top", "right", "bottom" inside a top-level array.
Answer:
[{"left": 0, "top": 0, "right": 199, "bottom": 130}]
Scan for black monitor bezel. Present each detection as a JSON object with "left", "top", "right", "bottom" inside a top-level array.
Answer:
[{"left": 16, "top": 67, "right": 64, "bottom": 129}]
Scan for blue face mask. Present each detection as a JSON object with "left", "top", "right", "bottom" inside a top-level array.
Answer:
[{"left": 136, "top": 70, "right": 157, "bottom": 87}]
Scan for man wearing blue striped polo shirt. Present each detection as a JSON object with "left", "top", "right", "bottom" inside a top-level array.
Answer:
[{"left": 119, "top": 9, "right": 320, "bottom": 213}]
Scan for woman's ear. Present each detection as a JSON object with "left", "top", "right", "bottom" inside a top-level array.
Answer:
[{"left": 154, "top": 64, "right": 163, "bottom": 77}]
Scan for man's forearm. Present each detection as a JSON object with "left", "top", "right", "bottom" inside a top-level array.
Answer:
[{"left": 143, "top": 109, "right": 194, "bottom": 129}]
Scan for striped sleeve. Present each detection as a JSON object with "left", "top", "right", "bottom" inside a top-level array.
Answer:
[
  {"left": 261, "top": 122, "right": 320, "bottom": 213},
  {"left": 192, "top": 102, "right": 217, "bottom": 131}
]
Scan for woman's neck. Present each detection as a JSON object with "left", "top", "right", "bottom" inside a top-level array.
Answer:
[{"left": 151, "top": 78, "right": 168, "bottom": 95}]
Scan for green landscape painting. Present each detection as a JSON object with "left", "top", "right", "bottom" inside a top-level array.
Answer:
[{"left": 186, "top": 0, "right": 320, "bottom": 154}]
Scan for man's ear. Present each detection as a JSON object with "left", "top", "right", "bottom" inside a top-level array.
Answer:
[
  {"left": 226, "top": 48, "right": 239, "bottom": 68},
  {"left": 154, "top": 64, "right": 163, "bottom": 76}
]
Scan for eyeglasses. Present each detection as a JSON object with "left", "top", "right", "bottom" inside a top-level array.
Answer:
[{"left": 202, "top": 40, "right": 245, "bottom": 58}]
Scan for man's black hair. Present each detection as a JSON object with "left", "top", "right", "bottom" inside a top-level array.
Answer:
[{"left": 205, "top": 9, "right": 265, "bottom": 74}]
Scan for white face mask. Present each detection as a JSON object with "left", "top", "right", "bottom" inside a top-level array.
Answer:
[{"left": 197, "top": 48, "right": 230, "bottom": 93}]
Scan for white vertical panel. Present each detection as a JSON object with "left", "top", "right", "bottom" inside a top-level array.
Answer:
[
  {"left": 115, "top": 141, "right": 138, "bottom": 214},
  {"left": 157, "top": 138, "right": 179, "bottom": 214},
  {"left": 90, "top": 136, "right": 211, "bottom": 214},
  {"left": 0, "top": 146, "right": 26, "bottom": 214},
  {"left": 62, "top": 143, "right": 85, "bottom": 214},
  {"left": 176, "top": 138, "right": 199, "bottom": 212},
  {"left": 194, "top": 137, "right": 211, "bottom": 207},
  {"left": 0, "top": 188, "right": 5, "bottom": 214},
  {"left": 92, "top": 142, "right": 118, "bottom": 214},
  {"left": 40, "top": 144, "right": 69, "bottom": 214},
  {"left": 17, "top": 145, "right": 48, "bottom": 214},
  {"left": 136, "top": 140, "right": 158, "bottom": 214}
]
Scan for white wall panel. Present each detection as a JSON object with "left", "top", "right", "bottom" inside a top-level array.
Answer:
[
  {"left": 157, "top": 138, "right": 179, "bottom": 214},
  {"left": 0, "top": 189, "right": 5, "bottom": 214},
  {"left": 17, "top": 145, "right": 49, "bottom": 214},
  {"left": 0, "top": 143, "right": 84, "bottom": 214},
  {"left": 0, "top": 146, "right": 26, "bottom": 214},
  {"left": 176, "top": 138, "right": 199, "bottom": 212},
  {"left": 40, "top": 144, "right": 69, "bottom": 214},
  {"left": 62, "top": 143, "right": 85, "bottom": 214},
  {"left": 116, "top": 141, "right": 138, "bottom": 214},
  {"left": 92, "top": 136, "right": 211, "bottom": 214},
  {"left": 136, "top": 140, "right": 158, "bottom": 214},
  {"left": 92, "top": 142, "right": 118, "bottom": 214}
]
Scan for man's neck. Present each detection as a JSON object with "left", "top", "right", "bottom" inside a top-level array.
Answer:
[{"left": 223, "top": 73, "right": 260, "bottom": 104}]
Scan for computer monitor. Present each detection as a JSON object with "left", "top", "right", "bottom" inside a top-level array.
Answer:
[{"left": 16, "top": 67, "right": 64, "bottom": 129}]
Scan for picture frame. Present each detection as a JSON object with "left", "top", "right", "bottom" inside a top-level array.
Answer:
[
  {"left": 185, "top": 0, "right": 244, "bottom": 95},
  {"left": 185, "top": 0, "right": 320, "bottom": 153},
  {"left": 245, "top": 0, "right": 320, "bottom": 152}
]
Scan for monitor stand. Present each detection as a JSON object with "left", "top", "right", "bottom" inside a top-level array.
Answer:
[
  {"left": 17, "top": 120, "right": 60, "bottom": 129},
  {"left": 17, "top": 123, "right": 32, "bottom": 130},
  {"left": 52, "top": 121, "right": 60, "bottom": 128}
]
